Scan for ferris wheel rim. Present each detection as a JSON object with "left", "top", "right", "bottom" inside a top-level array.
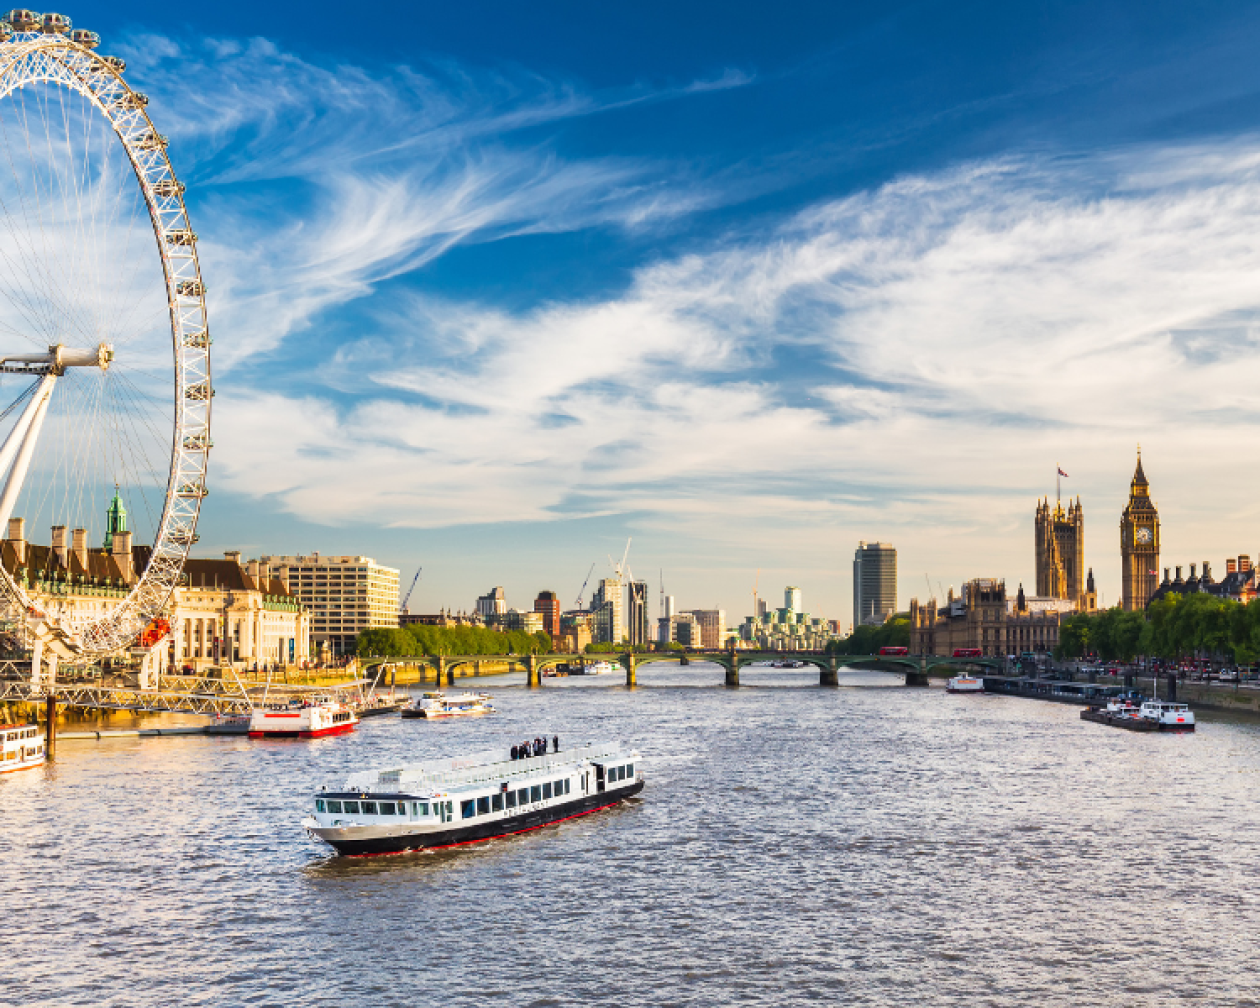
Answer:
[{"left": 0, "top": 27, "right": 210, "bottom": 661}]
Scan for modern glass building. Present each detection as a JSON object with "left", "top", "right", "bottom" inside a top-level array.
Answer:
[{"left": 853, "top": 541, "right": 897, "bottom": 627}]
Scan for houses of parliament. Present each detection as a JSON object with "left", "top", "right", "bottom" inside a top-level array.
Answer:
[
  {"left": 1037, "top": 452, "right": 1158, "bottom": 612},
  {"left": 910, "top": 453, "right": 1157, "bottom": 656}
]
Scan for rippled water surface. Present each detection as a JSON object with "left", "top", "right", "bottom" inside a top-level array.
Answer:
[{"left": 5, "top": 663, "right": 1260, "bottom": 1007}]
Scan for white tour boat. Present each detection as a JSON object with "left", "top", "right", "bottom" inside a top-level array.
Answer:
[
  {"left": 946, "top": 674, "right": 984, "bottom": 694},
  {"left": 401, "top": 691, "right": 495, "bottom": 719},
  {"left": 1139, "top": 700, "right": 1196, "bottom": 731},
  {"left": 249, "top": 697, "right": 358, "bottom": 739},
  {"left": 0, "top": 723, "right": 44, "bottom": 772},
  {"left": 302, "top": 740, "right": 644, "bottom": 856}
]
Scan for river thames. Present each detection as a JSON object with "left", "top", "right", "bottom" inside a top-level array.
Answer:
[{"left": 4, "top": 663, "right": 1260, "bottom": 1007}]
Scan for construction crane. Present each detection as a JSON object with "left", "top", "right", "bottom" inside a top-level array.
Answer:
[
  {"left": 400, "top": 567, "right": 422, "bottom": 614},
  {"left": 608, "top": 537, "right": 632, "bottom": 579},
  {"left": 752, "top": 568, "right": 760, "bottom": 617},
  {"left": 574, "top": 562, "right": 596, "bottom": 609}
]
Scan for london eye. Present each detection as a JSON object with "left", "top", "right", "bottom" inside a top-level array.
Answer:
[{"left": 0, "top": 10, "right": 210, "bottom": 663}]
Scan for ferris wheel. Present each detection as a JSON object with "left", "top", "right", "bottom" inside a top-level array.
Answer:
[{"left": 0, "top": 10, "right": 210, "bottom": 662}]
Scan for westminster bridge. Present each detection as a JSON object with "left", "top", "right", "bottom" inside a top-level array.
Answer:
[{"left": 360, "top": 649, "right": 1005, "bottom": 689}]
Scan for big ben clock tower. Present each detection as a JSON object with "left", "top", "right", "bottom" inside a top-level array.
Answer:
[{"left": 1120, "top": 450, "right": 1159, "bottom": 610}]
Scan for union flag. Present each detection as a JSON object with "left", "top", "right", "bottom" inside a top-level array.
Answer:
[{"left": 1057, "top": 467, "right": 1069, "bottom": 477}]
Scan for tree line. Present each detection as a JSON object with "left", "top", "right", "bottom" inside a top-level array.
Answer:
[
  {"left": 358, "top": 624, "right": 553, "bottom": 657},
  {"left": 1056, "top": 592, "right": 1260, "bottom": 664},
  {"left": 825, "top": 616, "right": 911, "bottom": 655}
]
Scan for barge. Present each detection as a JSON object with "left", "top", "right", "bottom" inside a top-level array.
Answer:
[
  {"left": 302, "top": 741, "right": 643, "bottom": 856},
  {"left": 1081, "top": 699, "right": 1195, "bottom": 732}
]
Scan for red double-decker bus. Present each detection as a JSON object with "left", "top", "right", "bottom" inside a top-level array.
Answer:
[
  {"left": 952, "top": 648, "right": 983, "bottom": 658},
  {"left": 878, "top": 646, "right": 909, "bottom": 656}
]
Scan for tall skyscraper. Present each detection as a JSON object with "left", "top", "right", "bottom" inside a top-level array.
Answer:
[
  {"left": 591, "top": 576, "right": 624, "bottom": 643},
  {"left": 1121, "top": 451, "right": 1160, "bottom": 610},
  {"left": 533, "top": 590, "right": 560, "bottom": 636},
  {"left": 853, "top": 541, "right": 897, "bottom": 626},
  {"left": 785, "top": 586, "right": 801, "bottom": 612},
  {"left": 627, "top": 581, "right": 649, "bottom": 644},
  {"left": 683, "top": 609, "right": 726, "bottom": 648}
]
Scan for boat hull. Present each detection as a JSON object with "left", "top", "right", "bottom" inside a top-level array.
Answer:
[
  {"left": 1081, "top": 708, "right": 1193, "bottom": 732},
  {"left": 249, "top": 723, "right": 357, "bottom": 739},
  {"left": 308, "top": 780, "right": 644, "bottom": 856}
]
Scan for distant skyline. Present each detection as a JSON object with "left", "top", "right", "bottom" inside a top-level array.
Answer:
[{"left": 60, "top": 0, "right": 1260, "bottom": 623}]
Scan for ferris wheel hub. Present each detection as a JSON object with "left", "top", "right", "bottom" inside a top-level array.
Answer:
[{"left": 0, "top": 342, "right": 113, "bottom": 374}]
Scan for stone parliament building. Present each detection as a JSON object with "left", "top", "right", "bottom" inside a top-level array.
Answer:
[{"left": 909, "top": 458, "right": 1157, "bottom": 657}]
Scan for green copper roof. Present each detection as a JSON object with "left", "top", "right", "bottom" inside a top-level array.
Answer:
[{"left": 104, "top": 487, "right": 128, "bottom": 549}]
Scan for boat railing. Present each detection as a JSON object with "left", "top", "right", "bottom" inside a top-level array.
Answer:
[{"left": 344, "top": 742, "right": 632, "bottom": 792}]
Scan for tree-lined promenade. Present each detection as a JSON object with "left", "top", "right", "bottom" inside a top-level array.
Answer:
[
  {"left": 358, "top": 624, "right": 552, "bottom": 658},
  {"left": 1057, "top": 592, "right": 1260, "bottom": 664}
]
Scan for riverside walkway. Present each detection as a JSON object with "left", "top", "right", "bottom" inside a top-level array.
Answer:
[{"left": 362, "top": 649, "right": 1004, "bottom": 688}]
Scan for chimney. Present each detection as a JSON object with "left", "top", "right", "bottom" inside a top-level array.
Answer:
[
  {"left": 112, "top": 530, "right": 134, "bottom": 583},
  {"left": 6, "top": 516, "right": 25, "bottom": 565},
  {"left": 1203, "top": 562, "right": 1212, "bottom": 581},
  {"left": 1228, "top": 559, "right": 1238, "bottom": 575},
  {"left": 51, "top": 525, "right": 67, "bottom": 566},
  {"left": 71, "top": 528, "right": 88, "bottom": 571},
  {"left": 1241, "top": 556, "right": 1253, "bottom": 574},
  {"left": 225, "top": 550, "right": 241, "bottom": 564}
]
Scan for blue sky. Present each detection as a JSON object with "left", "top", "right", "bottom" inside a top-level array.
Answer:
[{"left": 58, "top": 0, "right": 1260, "bottom": 622}]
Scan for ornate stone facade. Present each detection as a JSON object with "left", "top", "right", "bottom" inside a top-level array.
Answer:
[
  {"left": 1035, "top": 497, "right": 1086, "bottom": 605},
  {"left": 909, "top": 579, "right": 1063, "bottom": 657}
]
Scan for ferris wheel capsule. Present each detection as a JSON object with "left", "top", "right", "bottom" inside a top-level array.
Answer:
[
  {"left": 40, "top": 11, "right": 68, "bottom": 32},
  {"left": 99, "top": 54, "right": 124, "bottom": 72},
  {"left": 116, "top": 90, "right": 148, "bottom": 108},
  {"left": 2, "top": 10, "right": 41, "bottom": 31},
  {"left": 152, "top": 179, "right": 185, "bottom": 197},
  {"left": 69, "top": 28, "right": 97, "bottom": 47},
  {"left": 0, "top": 22, "right": 11, "bottom": 41}
]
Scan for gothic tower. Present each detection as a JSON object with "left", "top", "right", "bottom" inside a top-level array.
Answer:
[
  {"left": 1035, "top": 495, "right": 1085, "bottom": 605},
  {"left": 1120, "top": 451, "right": 1159, "bottom": 610}
]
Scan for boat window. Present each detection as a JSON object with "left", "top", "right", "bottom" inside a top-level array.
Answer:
[
  {"left": 530, "top": 785, "right": 541, "bottom": 803},
  {"left": 491, "top": 793, "right": 503, "bottom": 812},
  {"left": 461, "top": 800, "right": 476, "bottom": 819},
  {"left": 316, "top": 799, "right": 326, "bottom": 812},
  {"left": 361, "top": 801, "right": 378, "bottom": 814},
  {"left": 626, "top": 764, "right": 634, "bottom": 777},
  {"left": 477, "top": 796, "right": 490, "bottom": 815},
  {"left": 505, "top": 791, "right": 516, "bottom": 809},
  {"left": 326, "top": 800, "right": 343, "bottom": 813},
  {"left": 517, "top": 788, "right": 528, "bottom": 805},
  {"left": 380, "top": 802, "right": 396, "bottom": 816},
  {"left": 342, "top": 801, "right": 360, "bottom": 814},
  {"left": 542, "top": 782, "right": 552, "bottom": 800},
  {"left": 446, "top": 801, "right": 453, "bottom": 816},
  {"left": 412, "top": 802, "right": 429, "bottom": 817}
]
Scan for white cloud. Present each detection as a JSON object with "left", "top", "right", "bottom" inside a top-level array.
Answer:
[{"left": 212, "top": 141, "right": 1260, "bottom": 613}]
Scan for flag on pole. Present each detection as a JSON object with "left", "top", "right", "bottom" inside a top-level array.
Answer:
[{"left": 1057, "top": 467, "right": 1069, "bottom": 477}]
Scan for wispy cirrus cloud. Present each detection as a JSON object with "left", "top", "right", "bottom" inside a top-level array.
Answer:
[
  {"left": 111, "top": 32, "right": 757, "bottom": 364},
  {"left": 212, "top": 139, "right": 1260, "bottom": 603}
]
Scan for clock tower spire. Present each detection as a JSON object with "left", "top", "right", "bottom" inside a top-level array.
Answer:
[{"left": 1120, "top": 448, "right": 1159, "bottom": 610}]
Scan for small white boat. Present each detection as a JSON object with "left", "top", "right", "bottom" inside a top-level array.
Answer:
[
  {"left": 1139, "top": 700, "right": 1195, "bottom": 731},
  {"left": 0, "top": 723, "right": 44, "bottom": 772},
  {"left": 946, "top": 674, "right": 984, "bottom": 693},
  {"left": 401, "top": 692, "right": 495, "bottom": 719},
  {"left": 249, "top": 698, "right": 358, "bottom": 738}
]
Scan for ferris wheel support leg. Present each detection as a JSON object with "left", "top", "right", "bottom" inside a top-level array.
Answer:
[
  {"left": 0, "top": 373, "right": 55, "bottom": 531},
  {"left": 139, "top": 647, "right": 159, "bottom": 691},
  {"left": 0, "top": 373, "right": 53, "bottom": 485},
  {"left": 29, "top": 634, "right": 42, "bottom": 688}
]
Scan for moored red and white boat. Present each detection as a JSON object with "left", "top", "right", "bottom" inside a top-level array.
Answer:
[
  {"left": 946, "top": 674, "right": 984, "bottom": 693},
  {"left": 0, "top": 723, "right": 44, "bottom": 772},
  {"left": 249, "top": 698, "right": 357, "bottom": 738},
  {"left": 401, "top": 692, "right": 494, "bottom": 719}
]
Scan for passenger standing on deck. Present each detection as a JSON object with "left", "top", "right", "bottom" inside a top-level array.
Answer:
[
  {"left": 510, "top": 745, "right": 518, "bottom": 760},
  {"left": 553, "top": 735, "right": 559, "bottom": 753}
]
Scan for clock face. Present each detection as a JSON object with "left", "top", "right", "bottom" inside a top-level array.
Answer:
[{"left": 1135, "top": 526, "right": 1153, "bottom": 544}]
